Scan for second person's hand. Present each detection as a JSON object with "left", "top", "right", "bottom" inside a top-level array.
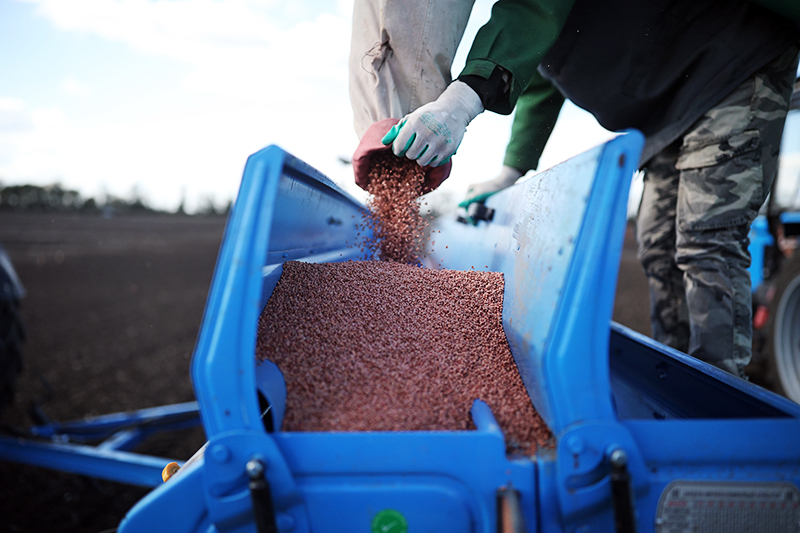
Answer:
[{"left": 460, "top": 165, "right": 524, "bottom": 207}]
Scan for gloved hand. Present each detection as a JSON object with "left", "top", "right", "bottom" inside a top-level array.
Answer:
[
  {"left": 459, "top": 166, "right": 524, "bottom": 207},
  {"left": 382, "top": 80, "right": 484, "bottom": 167},
  {"left": 353, "top": 118, "right": 452, "bottom": 192}
]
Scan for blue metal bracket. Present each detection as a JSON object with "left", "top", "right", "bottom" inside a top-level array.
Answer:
[
  {"left": 29, "top": 401, "right": 200, "bottom": 444},
  {"left": 201, "top": 431, "right": 311, "bottom": 532},
  {"left": 0, "top": 401, "right": 200, "bottom": 487},
  {"left": 554, "top": 421, "right": 649, "bottom": 527}
]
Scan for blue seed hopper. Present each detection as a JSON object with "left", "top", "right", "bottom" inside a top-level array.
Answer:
[{"left": 117, "top": 132, "right": 800, "bottom": 533}]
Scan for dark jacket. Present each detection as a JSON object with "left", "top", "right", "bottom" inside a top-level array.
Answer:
[
  {"left": 459, "top": 0, "right": 800, "bottom": 166},
  {"left": 539, "top": 0, "right": 800, "bottom": 162}
]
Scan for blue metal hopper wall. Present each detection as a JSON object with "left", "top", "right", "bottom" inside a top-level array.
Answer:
[
  {"left": 120, "top": 144, "right": 541, "bottom": 533},
  {"left": 190, "top": 147, "right": 367, "bottom": 439},
  {"left": 122, "top": 134, "right": 648, "bottom": 533},
  {"left": 426, "top": 132, "right": 643, "bottom": 436}
]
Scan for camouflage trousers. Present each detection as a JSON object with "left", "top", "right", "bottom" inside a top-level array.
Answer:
[{"left": 636, "top": 44, "right": 800, "bottom": 378}]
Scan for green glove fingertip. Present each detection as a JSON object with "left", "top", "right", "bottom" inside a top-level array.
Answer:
[
  {"left": 381, "top": 121, "right": 404, "bottom": 145},
  {"left": 381, "top": 127, "right": 397, "bottom": 145},
  {"left": 458, "top": 191, "right": 497, "bottom": 209}
]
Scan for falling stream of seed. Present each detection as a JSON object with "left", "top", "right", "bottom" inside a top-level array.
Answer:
[{"left": 363, "top": 151, "right": 427, "bottom": 264}]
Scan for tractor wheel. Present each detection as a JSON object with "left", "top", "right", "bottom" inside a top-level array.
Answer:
[
  {"left": 0, "top": 297, "right": 24, "bottom": 414},
  {"left": 766, "top": 253, "right": 800, "bottom": 403}
]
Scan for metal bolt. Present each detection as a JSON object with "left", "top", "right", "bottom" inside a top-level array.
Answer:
[
  {"left": 609, "top": 448, "right": 628, "bottom": 467},
  {"left": 566, "top": 436, "right": 585, "bottom": 454},
  {"left": 246, "top": 458, "right": 265, "bottom": 480},
  {"left": 210, "top": 444, "right": 230, "bottom": 464}
]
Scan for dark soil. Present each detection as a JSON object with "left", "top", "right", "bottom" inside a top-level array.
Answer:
[
  {"left": 0, "top": 212, "right": 226, "bottom": 533},
  {"left": 0, "top": 212, "right": 758, "bottom": 532}
]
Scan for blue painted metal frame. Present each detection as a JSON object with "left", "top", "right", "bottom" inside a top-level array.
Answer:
[
  {"left": 428, "top": 132, "right": 649, "bottom": 529},
  {"left": 119, "top": 135, "right": 800, "bottom": 533},
  {"left": 0, "top": 401, "right": 200, "bottom": 487},
  {"left": 609, "top": 323, "right": 800, "bottom": 420},
  {"left": 120, "top": 145, "right": 538, "bottom": 533},
  {"left": 123, "top": 137, "right": 647, "bottom": 531},
  {"left": 27, "top": 401, "right": 201, "bottom": 443},
  {"left": 427, "top": 131, "right": 800, "bottom": 531},
  {"left": 190, "top": 147, "right": 367, "bottom": 439}
]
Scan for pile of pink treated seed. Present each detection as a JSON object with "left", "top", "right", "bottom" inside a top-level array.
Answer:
[
  {"left": 255, "top": 260, "right": 553, "bottom": 455},
  {"left": 363, "top": 152, "right": 427, "bottom": 264}
]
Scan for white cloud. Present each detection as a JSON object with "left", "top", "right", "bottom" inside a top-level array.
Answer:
[
  {"left": 0, "top": 97, "right": 34, "bottom": 133},
  {"left": 4, "top": 0, "right": 357, "bottom": 210},
  {"left": 18, "top": 0, "right": 352, "bottom": 107},
  {"left": 5, "top": 0, "right": 621, "bottom": 212},
  {"left": 60, "top": 76, "right": 92, "bottom": 97},
  {"left": 20, "top": 0, "right": 349, "bottom": 72},
  {"left": 0, "top": 98, "right": 70, "bottom": 180},
  {"left": 0, "top": 97, "right": 26, "bottom": 112}
]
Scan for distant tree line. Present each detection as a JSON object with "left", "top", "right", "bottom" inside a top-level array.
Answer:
[{"left": 0, "top": 183, "right": 229, "bottom": 216}]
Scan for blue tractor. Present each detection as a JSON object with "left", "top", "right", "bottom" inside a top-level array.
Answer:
[{"left": 750, "top": 79, "right": 800, "bottom": 403}]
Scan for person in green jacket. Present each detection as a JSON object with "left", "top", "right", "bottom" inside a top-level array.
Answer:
[{"left": 379, "top": 0, "right": 800, "bottom": 378}]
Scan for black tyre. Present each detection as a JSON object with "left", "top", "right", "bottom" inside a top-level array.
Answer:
[
  {"left": 0, "top": 297, "right": 24, "bottom": 413},
  {"left": 766, "top": 253, "right": 800, "bottom": 403}
]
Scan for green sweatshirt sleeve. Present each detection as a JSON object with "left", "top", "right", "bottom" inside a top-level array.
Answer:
[
  {"left": 503, "top": 71, "right": 564, "bottom": 173},
  {"left": 458, "top": 0, "right": 575, "bottom": 114}
]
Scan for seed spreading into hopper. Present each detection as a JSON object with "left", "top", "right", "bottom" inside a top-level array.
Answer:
[
  {"left": 255, "top": 152, "right": 552, "bottom": 455},
  {"left": 256, "top": 260, "right": 552, "bottom": 454}
]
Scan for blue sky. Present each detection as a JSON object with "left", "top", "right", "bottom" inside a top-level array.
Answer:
[{"left": 0, "top": 0, "right": 613, "bottom": 213}]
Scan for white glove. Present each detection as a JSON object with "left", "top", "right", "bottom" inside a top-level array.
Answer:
[
  {"left": 465, "top": 166, "right": 524, "bottom": 200},
  {"left": 382, "top": 80, "right": 484, "bottom": 167}
]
